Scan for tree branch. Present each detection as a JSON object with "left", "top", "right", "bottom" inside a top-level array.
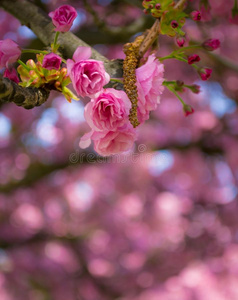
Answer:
[
  {"left": 174, "top": 0, "right": 187, "bottom": 9},
  {"left": 0, "top": 74, "right": 49, "bottom": 108}
]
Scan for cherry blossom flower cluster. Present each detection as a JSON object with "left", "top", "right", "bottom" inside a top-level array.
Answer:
[
  {"left": 67, "top": 48, "right": 165, "bottom": 156},
  {"left": 0, "top": 3, "right": 223, "bottom": 156}
]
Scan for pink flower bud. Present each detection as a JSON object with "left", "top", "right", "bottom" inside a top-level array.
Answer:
[
  {"left": 183, "top": 104, "right": 194, "bottom": 116},
  {"left": 55, "top": 81, "right": 61, "bottom": 88},
  {"left": 42, "top": 53, "right": 62, "bottom": 70},
  {"left": 49, "top": 5, "right": 77, "bottom": 32},
  {"left": 202, "top": 39, "right": 220, "bottom": 51},
  {"left": 27, "top": 59, "right": 36, "bottom": 69},
  {"left": 176, "top": 37, "right": 185, "bottom": 47},
  {"left": 155, "top": 4, "right": 161, "bottom": 9},
  {"left": 188, "top": 54, "right": 200, "bottom": 65},
  {"left": 171, "top": 20, "right": 179, "bottom": 28},
  {"left": 190, "top": 84, "right": 201, "bottom": 94},
  {"left": 3, "top": 68, "right": 19, "bottom": 83},
  {"left": 0, "top": 39, "right": 21, "bottom": 69},
  {"left": 229, "top": 6, "right": 238, "bottom": 25},
  {"left": 191, "top": 10, "right": 201, "bottom": 21},
  {"left": 199, "top": 68, "right": 212, "bottom": 81}
]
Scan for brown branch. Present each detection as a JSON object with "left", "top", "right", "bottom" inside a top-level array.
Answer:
[
  {"left": 138, "top": 19, "right": 160, "bottom": 58},
  {"left": 0, "top": 74, "right": 49, "bottom": 109}
]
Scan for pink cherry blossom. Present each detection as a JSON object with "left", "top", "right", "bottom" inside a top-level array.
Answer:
[
  {"left": 49, "top": 5, "right": 77, "bottom": 32},
  {"left": 79, "top": 125, "right": 137, "bottom": 156},
  {"left": 3, "top": 68, "right": 19, "bottom": 83},
  {"left": 84, "top": 89, "right": 131, "bottom": 131},
  {"left": 67, "top": 46, "right": 110, "bottom": 98},
  {"left": 0, "top": 39, "right": 21, "bottom": 69},
  {"left": 136, "top": 53, "right": 164, "bottom": 123},
  {"left": 42, "top": 53, "right": 62, "bottom": 70}
]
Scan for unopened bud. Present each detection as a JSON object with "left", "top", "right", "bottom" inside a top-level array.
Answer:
[
  {"left": 199, "top": 68, "right": 212, "bottom": 81},
  {"left": 191, "top": 10, "right": 201, "bottom": 21},
  {"left": 176, "top": 37, "right": 185, "bottom": 47},
  {"left": 190, "top": 84, "right": 201, "bottom": 94},
  {"left": 183, "top": 104, "right": 194, "bottom": 116},
  {"left": 171, "top": 20, "right": 179, "bottom": 28},
  {"left": 202, "top": 39, "right": 220, "bottom": 51},
  {"left": 188, "top": 54, "right": 200, "bottom": 65}
]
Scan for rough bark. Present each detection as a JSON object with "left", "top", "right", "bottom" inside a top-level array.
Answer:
[{"left": 0, "top": 74, "right": 49, "bottom": 109}]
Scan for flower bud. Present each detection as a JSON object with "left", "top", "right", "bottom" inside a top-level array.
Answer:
[
  {"left": 176, "top": 37, "right": 185, "bottom": 47},
  {"left": 202, "top": 39, "right": 220, "bottom": 51},
  {"left": 3, "top": 68, "right": 19, "bottom": 83},
  {"left": 190, "top": 84, "right": 201, "bottom": 94},
  {"left": 199, "top": 68, "right": 212, "bottom": 81},
  {"left": 191, "top": 10, "right": 201, "bottom": 21},
  {"left": 42, "top": 53, "right": 62, "bottom": 70},
  {"left": 188, "top": 54, "right": 200, "bottom": 65},
  {"left": 171, "top": 20, "right": 179, "bottom": 28},
  {"left": 27, "top": 59, "right": 36, "bottom": 69},
  {"left": 183, "top": 104, "right": 194, "bottom": 116}
]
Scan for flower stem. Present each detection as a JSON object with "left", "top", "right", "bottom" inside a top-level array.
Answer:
[
  {"left": 52, "top": 31, "right": 60, "bottom": 52},
  {"left": 110, "top": 78, "right": 123, "bottom": 84},
  {"left": 176, "top": 45, "right": 202, "bottom": 52},
  {"left": 166, "top": 84, "right": 186, "bottom": 106},
  {"left": 17, "top": 59, "right": 31, "bottom": 71},
  {"left": 22, "top": 49, "right": 49, "bottom": 55},
  {"left": 159, "top": 55, "right": 173, "bottom": 61},
  {"left": 234, "top": 0, "right": 238, "bottom": 9}
]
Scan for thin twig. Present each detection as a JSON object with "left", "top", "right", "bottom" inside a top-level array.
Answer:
[
  {"left": 174, "top": 0, "right": 187, "bottom": 10},
  {"left": 139, "top": 19, "right": 160, "bottom": 58}
]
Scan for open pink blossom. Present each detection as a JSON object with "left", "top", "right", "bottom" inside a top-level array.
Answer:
[
  {"left": 67, "top": 46, "right": 110, "bottom": 98},
  {"left": 42, "top": 53, "right": 62, "bottom": 70},
  {"left": 49, "top": 5, "right": 77, "bottom": 32},
  {"left": 84, "top": 89, "right": 131, "bottom": 131},
  {"left": 0, "top": 39, "right": 21, "bottom": 69},
  {"left": 3, "top": 68, "right": 19, "bottom": 83},
  {"left": 79, "top": 124, "right": 137, "bottom": 156},
  {"left": 136, "top": 53, "right": 164, "bottom": 123}
]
